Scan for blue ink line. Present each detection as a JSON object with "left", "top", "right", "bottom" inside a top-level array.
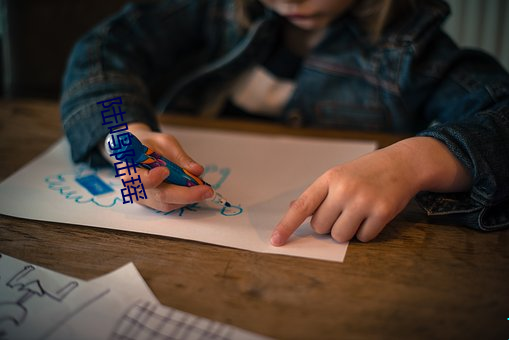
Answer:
[
  {"left": 203, "top": 165, "right": 230, "bottom": 190},
  {"left": 220, "top": 204, "right": 243, "bottom": 216},
  {"left": 45, "top": 175, "right": 121, "bottom": 208}
]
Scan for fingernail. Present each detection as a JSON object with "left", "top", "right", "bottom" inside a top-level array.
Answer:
[
  {"left": 189, "top": 160, "right": 200, "bottom": 169},
  {"left": 271, "top": 232, "right": 283, "bottom": 246}
]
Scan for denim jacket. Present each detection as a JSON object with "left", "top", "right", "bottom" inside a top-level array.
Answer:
[{"left": 60, "top": 0, "right": 509, "bottom": 231}]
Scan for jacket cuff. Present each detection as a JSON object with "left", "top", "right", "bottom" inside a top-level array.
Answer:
[
  {"left": 60, "top": 74, "right": 160, "bottom": 167},
  {"left": 416, "top": 191, "right": 509, "bottom": 231}
]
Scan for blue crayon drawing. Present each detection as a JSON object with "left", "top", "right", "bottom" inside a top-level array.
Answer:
[
  {"left": 155, "top": 166, "right": 243, "bottom": 216},
  {"left": 221, "top": 205, "right": 243, "bottom": 216},
  {"left": 45, "top": 165, "right": 122, "bottom": 208},
  {"left": 155, "top": 203, "right": 200, "bottom": 217},
  {"left": 204, "top": 165, "right": 230, "bottom": 190},
  {"left": 45, "top": 164, "right": 243, "bottom": 217},
  {"left": 155, "top": 203, "right": 244, "bottom": 217}
]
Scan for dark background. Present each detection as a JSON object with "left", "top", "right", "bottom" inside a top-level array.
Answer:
[
  {"left": 0, "top": 0, "right": 147, "bottom": 99},
  {"left": 1, "top": 0, "right": 507, "bottom": 100}
]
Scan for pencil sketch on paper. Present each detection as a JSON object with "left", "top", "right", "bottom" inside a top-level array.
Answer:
[
  {"left": 0, "top": 254, "right": 79, "bottom": 335},
  {"left": 44, "top": 163, "right": 244, "bottom": 217},
  {"left": 0, "top": 254, "right": 264, "bottom": 340}
]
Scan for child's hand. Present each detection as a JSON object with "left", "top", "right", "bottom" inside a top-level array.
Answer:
[
  {"left": 270, "top": 137, "right": 472, "bottom": 245},
  {"left": 112, "top": 123, "right": 214, "bottom": 212}
]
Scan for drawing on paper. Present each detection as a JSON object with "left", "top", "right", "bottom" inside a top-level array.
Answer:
[
  {"left": 156, "top": 202, "right": 243, "bottom": 217},
  {"left": 155, "top": 203, "right": 201, "bottom": 217},
  {"left": 156, "top": 164, "right": 244, "bottom": 216},
  {"left": 0, "top": 254, "right": 262, "bottom": 340},
  {"left": 0, "top": 255, "right": 79, "bottom": 331},
  {"left": 45, "top": 163, "right": 121, "bottom": 207},
  {"left": 45, "top": 164, "right": 244, "bottom": 216}
]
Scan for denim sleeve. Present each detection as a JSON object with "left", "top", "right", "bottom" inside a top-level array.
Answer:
[
  {"left": 416, "top": 104, "right": 509, "bottom": 231},
  {"left": 60, "top": 0, "right": 207, "bottom": 167},
  {"left": 402, "top": 34, "right": 509, "bottom": 231}
]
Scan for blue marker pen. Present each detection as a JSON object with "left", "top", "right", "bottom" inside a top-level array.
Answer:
[{"left": 105, "top": 132, "right": 232, "bottom": 209}]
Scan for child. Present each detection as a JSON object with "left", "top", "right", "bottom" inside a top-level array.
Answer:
[{"left": 60, "top": 0, "right": 509, "bottom": 246}]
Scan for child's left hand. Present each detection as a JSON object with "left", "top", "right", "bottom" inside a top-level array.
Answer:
[{"left": 270, "top": 137, "right": 472, "bottom": 245}]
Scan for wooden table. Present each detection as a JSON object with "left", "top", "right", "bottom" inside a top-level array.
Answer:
[{"left": 1, "top": 99, "right": 508, "bottom": 339}]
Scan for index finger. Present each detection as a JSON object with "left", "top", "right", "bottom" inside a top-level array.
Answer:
[{"left": 271, "top": 177, "right": 328, "bottom": 246}]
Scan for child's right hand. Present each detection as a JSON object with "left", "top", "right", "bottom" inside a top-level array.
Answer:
[{"left": 107, "top": 123, "right": 214, "bottom": 212}]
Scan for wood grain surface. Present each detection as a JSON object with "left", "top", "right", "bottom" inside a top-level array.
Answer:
[{"left": 0, "top": 99, "right": 507, "bottom": 339}]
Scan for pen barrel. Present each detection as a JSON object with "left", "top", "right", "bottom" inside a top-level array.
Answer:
[
  {"left": 135, "top": 147, "right": 205, "bottom": 187},
  {"left": 106, "top": 132, "right": 206, "bottom": 187},
  {"left": 106, "top": 132, "right": 230, "bottom": 207},
  {"left": 159, "top": 156, "right": 205, "bottom": 187}
]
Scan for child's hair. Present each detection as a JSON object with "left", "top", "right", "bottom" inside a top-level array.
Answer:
[{"left": 236, "top": 0, "right": 417, "bottom": 42}]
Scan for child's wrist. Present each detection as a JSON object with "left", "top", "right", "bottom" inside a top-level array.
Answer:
[{"left": 390, "top": 137, "right": 472, "bottom": 193}]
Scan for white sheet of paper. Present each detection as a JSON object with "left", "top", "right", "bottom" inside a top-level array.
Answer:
[
  {"left": 0, "top": 126, "right": 376, "bottom": 262},
  {"left": 0, "top": 253, "right": 157, "bottom": 339},
  {"left": 0, "top": 253, "right": 267, "bottom": 340}
]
